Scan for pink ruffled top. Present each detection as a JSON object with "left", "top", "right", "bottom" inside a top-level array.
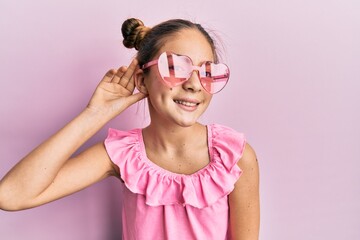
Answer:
[{"left": 104, "top": 124, "right": 246, "bottom": 240}]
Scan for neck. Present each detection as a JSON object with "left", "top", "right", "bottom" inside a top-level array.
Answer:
[{"left": 143, "top": 122, "right": 206, "bottom": 153}]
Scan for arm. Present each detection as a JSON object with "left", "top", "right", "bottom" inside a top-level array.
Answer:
[
  {"left": 229, "top": 143, "right": 260, "bottom": 240},
  {"left": 0, "top": 59, "right": 145, "bottom": 211}
]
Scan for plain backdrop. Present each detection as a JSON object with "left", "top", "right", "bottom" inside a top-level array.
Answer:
[{"left": 0, "top": 0, "right": 359, "bottom": 239}]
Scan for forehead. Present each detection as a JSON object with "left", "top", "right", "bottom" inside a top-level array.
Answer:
[{"left": 157, "top": 29, "right": 215, "bottom": 64}]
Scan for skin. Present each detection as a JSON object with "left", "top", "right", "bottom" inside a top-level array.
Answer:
[
  {"left": 0, "top": 28, "right": 259, "bottom": 239},
  {"left": 135, "top": 29, "right": 214, "bottom": 174}
]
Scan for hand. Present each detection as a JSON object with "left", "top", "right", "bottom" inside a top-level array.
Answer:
[{"left": 86, "top": 58, "right": 147, "bottom": 119}]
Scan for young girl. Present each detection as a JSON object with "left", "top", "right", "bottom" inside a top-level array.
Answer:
[{"left": 0, "top": 18, "right": 260, "bottom": 239}]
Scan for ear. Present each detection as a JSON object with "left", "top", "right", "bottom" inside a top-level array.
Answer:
[{"left": 134, "top": 68, "right": 148, "bottom": 95}]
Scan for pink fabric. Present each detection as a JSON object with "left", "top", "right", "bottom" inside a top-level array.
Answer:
[{"left": 104, "top": 124, "right": 246, "bottom": 240}]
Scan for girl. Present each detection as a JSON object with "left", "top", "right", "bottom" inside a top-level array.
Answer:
[{"left": 0, "top": 18, "right": 260, "bottom": 239}]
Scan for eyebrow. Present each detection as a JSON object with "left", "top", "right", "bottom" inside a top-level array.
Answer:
[{"left": 172, "top": 52, "right": 215, "bottom": 64}]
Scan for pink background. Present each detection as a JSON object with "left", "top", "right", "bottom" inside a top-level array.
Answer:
[{"left": 1, "top": 0, "right": 359, "bottom": 239}]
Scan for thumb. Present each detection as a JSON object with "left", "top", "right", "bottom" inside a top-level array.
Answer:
[{"left": 127, "top": 92, "right": 147, "bottom": 105}]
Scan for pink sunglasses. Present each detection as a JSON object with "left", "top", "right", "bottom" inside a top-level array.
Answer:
[{"left": 141, "top": 51, "right": 230, "bottom": 94}]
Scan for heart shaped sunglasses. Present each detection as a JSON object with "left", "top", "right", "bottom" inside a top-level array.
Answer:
[{"left": 141, "top": 51, "right": 230, "bottom": 94}]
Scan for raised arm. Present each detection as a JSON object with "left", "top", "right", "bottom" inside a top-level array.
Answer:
[
  {"left": 0, "top": 59, "right": 146, "bottom": 211},
  {"left": 229, "top": 143, "right": 260, "bottom": 240}
]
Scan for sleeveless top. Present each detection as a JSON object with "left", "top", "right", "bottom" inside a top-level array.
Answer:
[{"left": 104, "top": 124, "right": 246, "bottom": 240}]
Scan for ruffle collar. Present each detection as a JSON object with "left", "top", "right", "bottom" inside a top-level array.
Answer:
[{"left": 104, "top": 124, "right": 246, "bottom": 209}]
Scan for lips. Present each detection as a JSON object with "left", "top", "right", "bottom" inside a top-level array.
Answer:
[
  {"left": 173, "top": 98, "right": 200, "bottom": 111},
  {"left": 174, "top": 100, "right": 199, "bottom": 107}
]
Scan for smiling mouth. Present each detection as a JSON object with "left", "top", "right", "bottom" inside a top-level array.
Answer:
[{"left": 174, "top": 100, "right": 200, "bottom": 107}]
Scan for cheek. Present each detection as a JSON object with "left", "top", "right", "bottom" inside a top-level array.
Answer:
[
  {"left": 145, "top": 79, "right": 172, "bottom": 104},
  {"left": 203, "top": 95, "right": 213, "bottom": 108},
  {"left": 145, "top": 72, "right": 164, "bottom": 90},
  {"left": 204, "top": 93, "right": 212, "bottom": 102},
  {"left": 146, "top": 75, "right": 173, "bottom": 95}
]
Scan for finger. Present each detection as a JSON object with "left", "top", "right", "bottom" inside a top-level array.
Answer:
[
  {"left": 117, "top": 66, "right": 127, "bottom": 76},
  {"left": 111, "top": 66, "right": 127, "bottom": 84},
  {"left": 127, "top": 92, "right": 147, "bottom": 105},
  {"left": 125, "top": 65, "right": 139, "bottom": 91},
  {"left": 102, "top": 69, "right": 116, "bottom": 83},
  {"left": 118, "top": 58, "right": 138, "bottom": 86}
]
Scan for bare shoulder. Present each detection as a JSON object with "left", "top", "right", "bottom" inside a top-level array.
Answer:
[
  {"left": 237, "top": 142, "right": 258, "bottom": 170},
  {"left": 228, "top": 142, "right": 260, "bottom": 239},
  {"left": 233, "top": 142, "right": 259, "bottom": 192},
  {"left": 80, "top": 141, "right": 120, "bottom": 178}
]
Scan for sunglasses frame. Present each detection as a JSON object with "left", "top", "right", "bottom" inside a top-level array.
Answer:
[{"left": 141, "top": 51, "right": 230, "bottom": 94}]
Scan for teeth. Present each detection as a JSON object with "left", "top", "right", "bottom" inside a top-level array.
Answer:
[{"left": 174, "top": 100, "right": 198, "bottom": 107}]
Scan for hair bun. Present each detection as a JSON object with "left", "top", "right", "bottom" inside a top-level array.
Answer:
[{"left": 122, "top": 18, "right": 151, "bottom": 50}]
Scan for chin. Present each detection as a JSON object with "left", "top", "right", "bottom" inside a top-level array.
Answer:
[{"left": 174, "top": 118, "right": 200, "bottom": 128}]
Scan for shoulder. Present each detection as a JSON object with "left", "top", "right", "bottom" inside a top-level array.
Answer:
[
  {"left": 210, "top": 123, "right": 244, "bottom": 135},
  {"left": 104, "top": 127, "right": 140, "bottom": 153},
  {"left": 228, "top": 141, "right": 260, "bottom": 239},
  {"left": 233, "top": 142, "right": 259, "bottom": 200},
  {"left": 105, "top": 127, "right": 139, "bottom": 141},
  {"left": 210, "top": 124, "right": 257, "bottom": 169},
  {"left": 230, "top": 142, "right": 259, "bottom": 198},
  {"left": 210, "top": 123, "right": 246, "bottom": 153},
  {"left": 103, "top": 127, "right": 141, "bottom": 176},
  {"left": 210, "top": 124, "right": 246, "bottom": 145},
  {"left": 209, "top": 124, "right": 250, "bottom": 172},
  {"left": 85, "top": 141, "right": 121, "bottom": 177},
  {"left": 238, "top": 143, "right": 258, "bottom": 169}
]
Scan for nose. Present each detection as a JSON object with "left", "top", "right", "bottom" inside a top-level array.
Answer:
[{"left": 182, "top": 70, "right": 202, "bottom": 92}]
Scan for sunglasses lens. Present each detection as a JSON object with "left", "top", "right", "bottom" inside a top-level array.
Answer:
[
  {"left": 157, "top": 52, "right": 229, "bottom": 94},
  {"left": 158, "top": 52, "right": 191, "bottom": 87},
  {"left": 200, "top": 62, "right": 229, "bottom": 94}
]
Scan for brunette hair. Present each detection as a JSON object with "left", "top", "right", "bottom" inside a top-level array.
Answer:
[{"left": 121, "top": 18, "right": 219, "bottom": 69}]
